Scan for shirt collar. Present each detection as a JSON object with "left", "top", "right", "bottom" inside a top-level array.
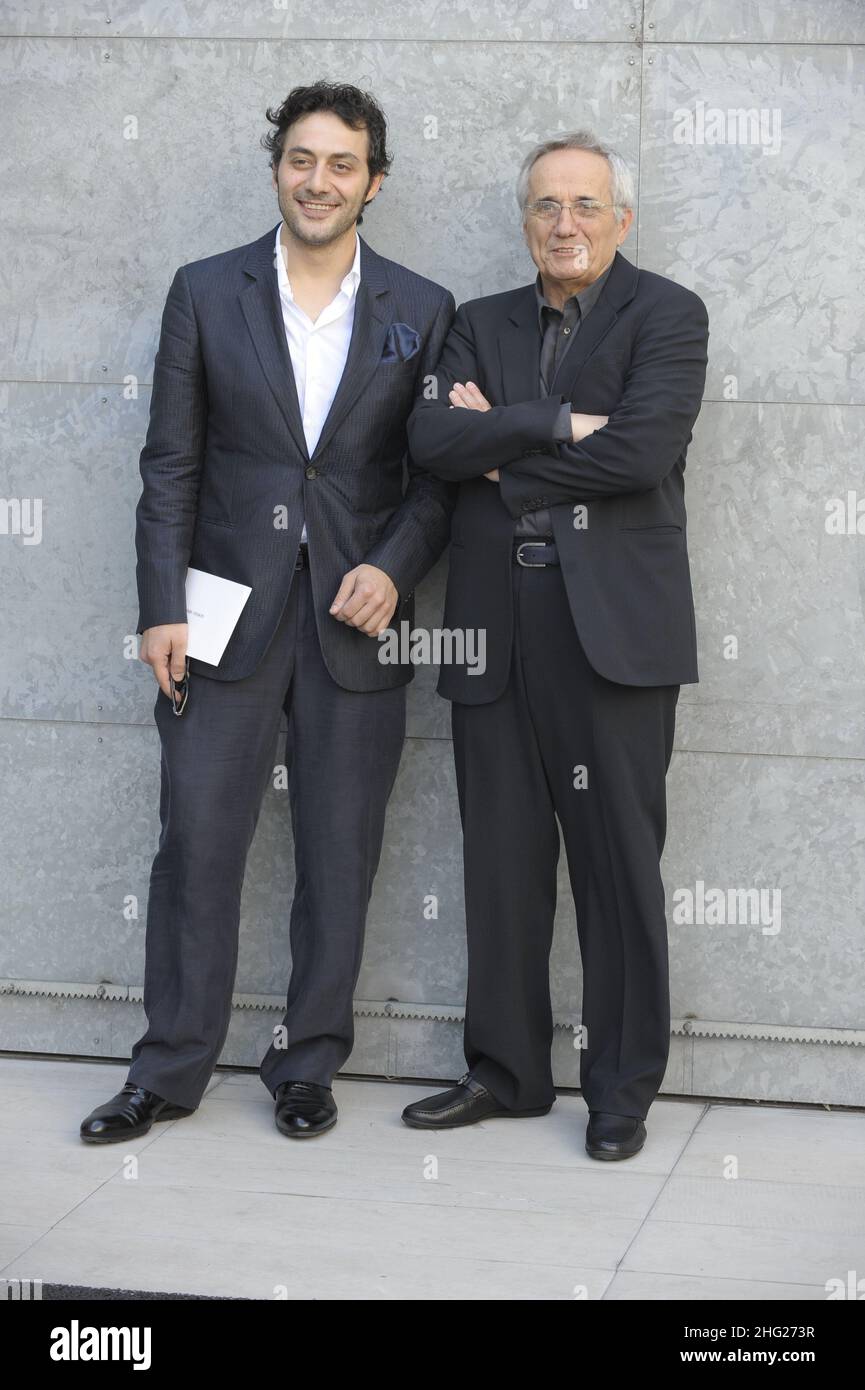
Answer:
[
  {"left": 534, "top": 255, "right": 614, "bottom": 330},
  {"left": 274, "top": 223, "right": 362, "bottom": 304}
]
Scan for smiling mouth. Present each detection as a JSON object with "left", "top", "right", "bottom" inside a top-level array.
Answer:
[{"left": 296, "top": 198, "right": 340, "bottom": 212}]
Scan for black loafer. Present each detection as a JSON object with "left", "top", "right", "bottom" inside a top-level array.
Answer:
[
  {"left": 585, "top": 1111, "right": 646, "bottom": 1160},
  {"left": 80, "top": 1082, "right": 194, "bottom": 1143},
  {"left": 402, "top": 1073, "right": 553, "bottom": 1129},
  {"left": 274, "top": 1080, "right": 337, "bottom": 1138}
]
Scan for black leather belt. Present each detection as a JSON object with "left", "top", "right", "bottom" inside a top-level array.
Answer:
[
  {"left": 513, "top": 539, "right": 559, "bottom": 567},
  {"left": 294, "top": 542, "right": 310, "bottom": 570}
]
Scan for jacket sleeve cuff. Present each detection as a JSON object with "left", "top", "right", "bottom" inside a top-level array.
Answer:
[
  {"left": 552, "top": 402, "right": 572, "bottom": 444},
  {"left": 497, "top": 463, "right": 553, "bottom": 522}
]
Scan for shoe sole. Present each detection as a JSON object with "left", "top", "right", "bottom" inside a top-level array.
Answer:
[
  {"left": 275, "top": 1112, "right": 338, "bottom": 1138},
  {"left": 80, "top": 1105, "right": 193, "bottom": 1144},
  {"left": 402, "top": 1104, "right": 553, "bottom": 1130}
]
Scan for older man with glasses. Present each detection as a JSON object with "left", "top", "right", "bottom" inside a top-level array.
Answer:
[{"left": 403, "top": 131, "right": 709, "bottom": 1160}]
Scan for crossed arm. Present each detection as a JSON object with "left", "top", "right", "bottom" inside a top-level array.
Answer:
[
  {"left": 405, "top": 304, "right": 567, "bottom": 481},
  {"left": 446, "top": 380, "right": 607, "bottom": 479},
  {"left": 405, "top": 292, "right": 710, "bottom": 514}
]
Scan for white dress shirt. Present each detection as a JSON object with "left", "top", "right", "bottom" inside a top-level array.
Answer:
[{"left": 274, "top": 223, "right": 362, "bottom": 543}]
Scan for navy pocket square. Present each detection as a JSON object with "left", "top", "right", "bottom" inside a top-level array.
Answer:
[{"left": 381, "top": 321, "right": 421, "bottom": 363}]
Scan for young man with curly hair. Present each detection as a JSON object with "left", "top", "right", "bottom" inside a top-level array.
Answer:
[{"left": 81, "top": 82, "right": 455, "bottom": 1144}]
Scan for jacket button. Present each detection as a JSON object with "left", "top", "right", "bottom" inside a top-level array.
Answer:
[{"left": 305, "top": 466, "right": 317, "bottom": 479}]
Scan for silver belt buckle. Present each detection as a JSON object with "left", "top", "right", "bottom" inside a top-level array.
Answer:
[{"left": 516, "top": 541, "right": 548, "bottom": 568}]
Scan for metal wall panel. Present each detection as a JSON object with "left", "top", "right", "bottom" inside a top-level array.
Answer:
[{"left": 1, "top": 2, "right": 862, "bottom": 1103}]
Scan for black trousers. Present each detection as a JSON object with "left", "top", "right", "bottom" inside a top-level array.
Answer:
[
  {"left": 127, "top": 567, "right": 406, "bottom": 1110},
  {"left": 451, "top": 558, "right": 679, "bottom": 1119}
]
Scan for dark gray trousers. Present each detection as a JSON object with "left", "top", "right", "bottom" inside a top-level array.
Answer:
[
  {"left": 451, "top": 559, "right": 679, "bottom": 1120},
  {"left": 127, "top": 568, "right": 406, "bottom": 1110}
]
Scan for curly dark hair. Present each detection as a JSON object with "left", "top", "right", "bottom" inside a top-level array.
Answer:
[{"left": 262, "top": 81, "right": 393, "bottom": 224}]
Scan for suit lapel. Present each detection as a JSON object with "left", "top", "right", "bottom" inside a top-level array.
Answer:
[
  {"left": 549, "top": 250, "right": 639, "bottom": 401},
  {"left": 310, "top": 237, "right": 391, "bottom": 462},
  {"left": 238, "top": 223, "right": 309, "bottom": 458},
  {"left": 499, "top": 286, "right": 542, "bottom": 403}
]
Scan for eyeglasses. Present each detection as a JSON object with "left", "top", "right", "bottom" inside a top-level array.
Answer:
[
  {"left": 525, "top": 198, "right": 620, "bottom": 222},
  {"left": 169, "top": 658, "right": 190, "bottom": 716}
]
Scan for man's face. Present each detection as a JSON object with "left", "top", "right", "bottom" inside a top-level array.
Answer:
[
  {"left": 272, "top": 110, "right": 383, "bottom": 246},
  {"left": 522, "top": 148, "right": 633, "bottom": 289}
]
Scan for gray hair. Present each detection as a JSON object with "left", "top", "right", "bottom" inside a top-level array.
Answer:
[{"left": 516, "top": 131, "right": 634, "bottom": 225}]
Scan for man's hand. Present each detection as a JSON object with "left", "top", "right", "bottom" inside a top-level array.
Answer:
[
  {"left": 448, "top": 380, "right": 491, "bottom": 413},
  {"left": 139, "top": 623, "right": 188, "bottom": 701},
  {"left": 571, "top": 412, "right": 609, "bottom": 443},
  {"left": 447, "top": 382, "right": 499, "bottom": 479},
  {"left": 330, "top": 564, "right": 399, "bottom": 636}
]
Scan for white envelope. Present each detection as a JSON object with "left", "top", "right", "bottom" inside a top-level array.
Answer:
[{"left": 184, "top": 567, "right": 252, "bottom": 666}]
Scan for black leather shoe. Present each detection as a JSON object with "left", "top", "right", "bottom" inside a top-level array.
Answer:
[
  {"left": 585, "top": 1111, "right": 647, "bottom": 1160},
  {"left": 402, "top": 1073, "right": 553, "bottom": 1129},
  {"left": 80, "top": 1082, "right": 194, "bottom": 1144},
  {"left": 274, "top": 1081, "right": 337, "bottom": 1138}
]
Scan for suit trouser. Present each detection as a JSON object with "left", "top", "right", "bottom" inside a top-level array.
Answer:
[
  {"left": 451, "top": 558, "right": 678, "bottom": 1119},
  {"left": 127, "top": 567, "right": 406, "bottom": 1110}
]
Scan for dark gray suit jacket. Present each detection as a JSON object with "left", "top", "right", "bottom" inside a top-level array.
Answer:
[
  {"left": 135, "top": 222, "right": 456, "bottom": 689},
  {"left": 406, "top": 250, "right": 709, "bottom": 701}
]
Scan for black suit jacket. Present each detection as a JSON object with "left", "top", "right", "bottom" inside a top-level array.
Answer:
[
  {"left": 135, "top": 223, "right": 456, "bottom": 689},
  {"left": 406, "top": 250, "right": 709, "bottom": 701}
]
